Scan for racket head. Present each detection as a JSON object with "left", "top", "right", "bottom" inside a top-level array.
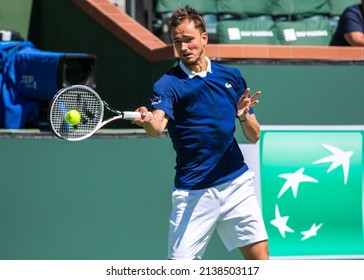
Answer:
[{"left": 48, "top": 85, "right": 104, "bottom": 141}]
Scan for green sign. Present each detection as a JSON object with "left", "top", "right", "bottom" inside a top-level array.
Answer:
[{"left": 260, "top": 128, "right": 364, "bottom": 258}]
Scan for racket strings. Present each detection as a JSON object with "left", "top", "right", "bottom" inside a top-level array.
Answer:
[{"left": 49, "top": 87, "right": 103, "bottom": 140}]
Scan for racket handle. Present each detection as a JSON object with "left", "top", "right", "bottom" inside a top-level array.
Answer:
[{"left": 123, "top": 111, "right": 141, "bottom": 120}]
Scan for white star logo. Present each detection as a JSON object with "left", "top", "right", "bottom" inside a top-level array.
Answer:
[
  {"left": 267, "top": 137, "right": 357, "bottom": 249},
  {"left": 313, "top": 144, "right": 353, "bottom": 185},
  {"left": 301, "top": 223, "right": 323, "bottom": 241},
  {"left": 270, "top": 205, "right": 294, "bottom": 238},
  {"left": 278, "top": 167, "right": 318, "bottom": 198}
]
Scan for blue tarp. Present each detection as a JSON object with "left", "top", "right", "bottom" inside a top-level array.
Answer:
[
  {"left": 1, "top": 41, "right": 37, "bottom": 128},
  {"left": 0, "top": 41, "right": 63, "bottom": 128}
]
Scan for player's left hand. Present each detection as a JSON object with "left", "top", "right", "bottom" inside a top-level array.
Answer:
[{"left": 237, "top": 88, "right": 261, "bottom": 120}]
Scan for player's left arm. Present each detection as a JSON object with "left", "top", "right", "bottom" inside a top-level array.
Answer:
[
  {"left": 240, "top": 113, "right": 260, "bottom": 143},
  {"left": 237, "top": 88, "right": 261, "bottom": 143}
]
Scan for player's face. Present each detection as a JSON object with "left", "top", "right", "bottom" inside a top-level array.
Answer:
[{"left": 171, "top": 19, "right": 208, "bottom": 71}]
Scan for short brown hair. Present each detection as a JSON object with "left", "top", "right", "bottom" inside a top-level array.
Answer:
[{"left": 168, "top": 5, "right": 206, "bottom": 34}]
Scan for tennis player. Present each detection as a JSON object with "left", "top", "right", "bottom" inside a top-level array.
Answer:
[{"left": 133, "top": 5, "right": 269, "bottom": 260}]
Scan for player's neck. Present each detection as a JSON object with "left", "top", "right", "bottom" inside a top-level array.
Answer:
[{"left": 186, "top": 56, "right": 207, "bottom": 73}]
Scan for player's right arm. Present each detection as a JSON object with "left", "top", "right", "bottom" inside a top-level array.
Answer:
[{"left": 132, "top": 107, "right": 169, "bottom": 137}]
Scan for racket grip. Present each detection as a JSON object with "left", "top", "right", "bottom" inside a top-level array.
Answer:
[{"left": 123, "top": 111, "right": 141, "bottom": 120}]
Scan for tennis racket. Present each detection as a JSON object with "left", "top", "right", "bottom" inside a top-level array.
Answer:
[{"left": 48, "top": 85, "right": 141, "bottom": 141}]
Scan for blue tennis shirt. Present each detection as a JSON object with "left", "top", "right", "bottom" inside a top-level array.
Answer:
[{"left": 151, "top": 59, "right": 251, "bottom": 190}]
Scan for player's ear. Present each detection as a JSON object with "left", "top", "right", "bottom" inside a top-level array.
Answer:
[{"left": 201, "top": 32, "right": 208, "bottom": 46}]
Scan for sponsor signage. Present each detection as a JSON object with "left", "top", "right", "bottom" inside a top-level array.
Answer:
[{"left": 260, "top": 127, "right": 364, "bottom": 258}]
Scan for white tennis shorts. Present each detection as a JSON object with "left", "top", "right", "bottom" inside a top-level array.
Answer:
[{"left": 167, "top": 171, "right": 268, "bottom": 260}]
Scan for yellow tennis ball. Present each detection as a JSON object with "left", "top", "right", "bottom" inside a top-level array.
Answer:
[{"left": 65, "top": 110, "right": 81, "bottom": 125}]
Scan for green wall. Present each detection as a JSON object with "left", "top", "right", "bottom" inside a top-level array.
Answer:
[{"left": 229, "top": 62, "right": 364, "bottom": 126}]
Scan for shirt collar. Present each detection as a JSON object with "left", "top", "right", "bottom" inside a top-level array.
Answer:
[{"left": 179, "top": 57, "right": 212, "bottom": 78}]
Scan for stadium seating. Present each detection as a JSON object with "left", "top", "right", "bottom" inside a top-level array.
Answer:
[
  {"left": 153, "top": 0, "right": 358, "bottom": 46},
  {"left": 275, "top": 18, "right": 333, "bottom": 45},
  {"left": 269, "top": 0, "right": 331, "bottom": 18},
  {"left": 156, "top": 0, "right": 217, "bottom": 14},
  {"left": 217, "top": 17, "right": 279, "bottom": 45},
  {"left": 216, "top": 0, "right": 270, "bottom": 19},
  {"left": 155, "top": 0, "right": 219, "bottom": 43}
]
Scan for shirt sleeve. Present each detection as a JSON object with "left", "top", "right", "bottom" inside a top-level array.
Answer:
[
  {"left": 341, "top": 7, "right": 364, "bottom": 34},
  {"left": 150, "top": 87, "right": 175, "bottom": 120}
]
